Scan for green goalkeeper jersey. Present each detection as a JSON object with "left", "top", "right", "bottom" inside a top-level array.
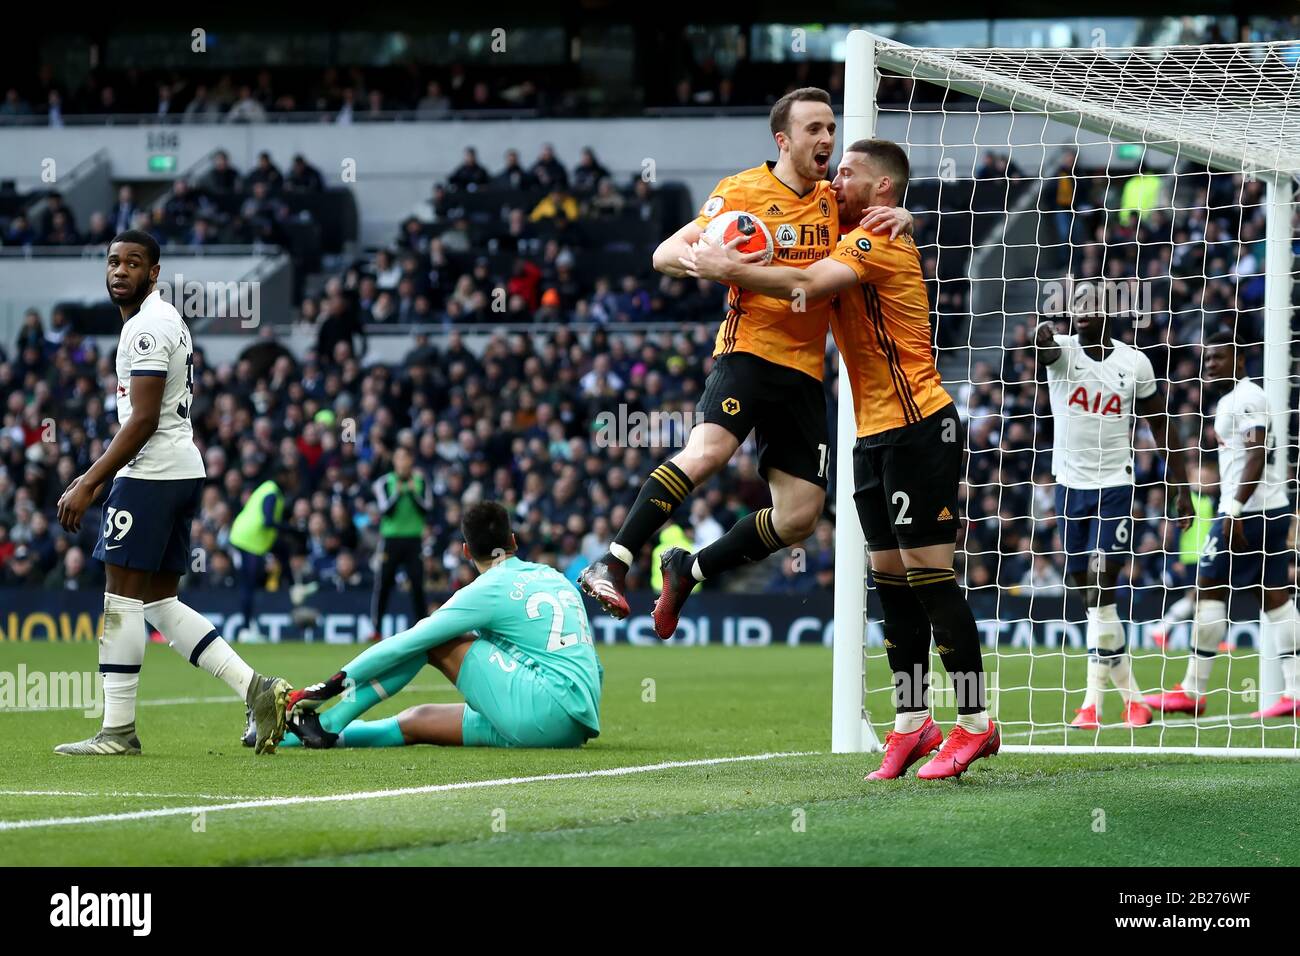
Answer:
[{"left": 416, "top": 555, "right": 603, "bottom": 734}]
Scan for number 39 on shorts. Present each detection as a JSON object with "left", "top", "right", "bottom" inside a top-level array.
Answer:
[{"left": 104, "top": 506, "right": 134, "bottom": 541}]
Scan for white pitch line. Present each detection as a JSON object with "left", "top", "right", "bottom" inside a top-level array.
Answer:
[
  {"left": 0, "top": 790, "right": 253, "bottom": 800},
  {"left": 998, "top": 713, "right": 1276, "bottom": 743},
  {"left": 0, "top": 751, "right": 818, "bottom": 833}
]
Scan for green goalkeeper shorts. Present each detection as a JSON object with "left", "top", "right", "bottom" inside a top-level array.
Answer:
[{"left": 457, "top": 639, "right": 591, "bottom": 749}]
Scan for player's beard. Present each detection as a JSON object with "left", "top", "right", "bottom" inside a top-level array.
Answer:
[
  {"left": 107, "top": 278, "right": 149, "bottom": 310},
  {"left": 836, "top": 185, "right": 872, "bottom": 233}
]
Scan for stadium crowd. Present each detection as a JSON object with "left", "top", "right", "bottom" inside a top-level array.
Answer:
[
  {"left": 3, "top": 16, "right": 1293, "bottom": 125},
  {"left": 2, "top": 150, "right": 329, "bottom": 251},
  {"left": 0, "top": 314, "right": 839, "bottom": 599},
  {"left": 1, "top": 132, "right": 1296, "bottom": 613},
  {"left": 957, "top": 158, "right": 1299, "bottom": 603}
]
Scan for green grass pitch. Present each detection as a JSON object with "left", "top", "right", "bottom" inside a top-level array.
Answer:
[{"left": 0, "top": 640, "right": 1296, "bottom": 866}]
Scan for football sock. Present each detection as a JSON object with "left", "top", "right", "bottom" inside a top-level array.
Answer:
[
  {"left": 1087, "top": 605, "right": 1132, "bottom": 707},
  {"left": 1283, "top": 656, "right": 1299, "bottom": 700},
  {"left": 319, "top": 654, "right": 426, "bottom": 734},
  {"left": 1182, "top": 652, "right": 1217, "bottom": 697},
  {"left": 1107, "top": 652, "right": 1144, "bottom": 704},
  {"left": 906, "top": 568, "right": 986, "bottom": 715},
  {"left": 1084, "top": 606, "right": 1111, "bottom": 709},
  {"left": 1161, "top": 594, "right": 1195, "bottom": 627},
  {"left": 336, "top": 717, "right": 407, "bottom": 748},
  {"left": 1183, "top": 600, "right": 1227, "bottom": 696},
  {"left": 1263, "top": 602, "right": 1300, "bottom": 699},
  {"left": 955, "top": 710, "right": 991, "bottom": 734},
  {"left": 695, "top": 507, "right": 785, "bottom": 580},
  {"left": 873, "top": 570, "right": 931, "bottom": 716},
  {"left": 611, "top": 461, "right": 695, "bottom": 562},
  {"left": 1083, "top": 658, "right": 1109, "bottom": 710},
  {"left": 100, "top": 593, "right": 146, "bottom": 730},
  {"left": 145, "top": 596, "right": 254, "bottom": 699},
  {"left": 895, "top": 711, "right": 930, "bottom": 733}
]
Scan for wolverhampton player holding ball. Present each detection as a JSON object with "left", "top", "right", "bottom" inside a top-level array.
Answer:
[
  {"left": 684, "top": 139, "right": 997, "bottom": 781},
  {"left": 581, "top": 88, "right": 910, "bottom": 639}
]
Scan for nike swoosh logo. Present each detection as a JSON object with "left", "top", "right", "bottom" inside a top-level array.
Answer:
[
  {"left": 961, "top": 731, "right": 999, "bottom": 771},
  {"left": 104, "top": 544, "right": 123, "bottom": 551}
]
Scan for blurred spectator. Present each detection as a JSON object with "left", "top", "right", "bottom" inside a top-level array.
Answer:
[
  {"left": 200, "top": 151, "right": 241, "bottom": 194},
  {"left": 246, "top": 151, "right": 284, "bottom": 193},
  {"left": 1, "top": 545, "right": 37, "bottom": 585},
  {"left": 183, "top": 84, "right": 221, "bottom": 123},
  {"left": 1119, "top": 162, "right": 1165, "bottom": 226},
  {"left": 84, "top": 211, "right": 113, "bottom": 245},
  {"left": 571, "top": 147, "right": 611, "bottom": 195},
  {"left": 531, "top": 143, "right": 568, "bottom": 190},
  {"left": 44, "top": 546, "right": 100, "bottom": 590},
  {"left": 449, "top": 147, "right": 490, "bottom": 191},
  {"left": 285, "top": 154, "right": 325, "bottom": 193},
  {"left": 0, "top": 88, "right": 31, "bottom": 118},
  {"left": 416, "top": 81, "right": 450, "bottom": 119},
  {"left": 322, "top": 550, "right": 371, "bottom": 591},
  {"left": 226, "top": 84, "right": 268, "bottom": 123},
  {"left": 530, "top": 188, "right": 580, "bottom": 223},
  {"left": 493, "top": 149, "right": 535, "bottom": 190},
  {"left": 110, "top": 185, "right": 138, "bottom": 233},
  {"left": 586, "top": 178, "right": 626, "bottom": 218},
  {"left": 37, "top": 192, "right": 75, "bottom": 239}
]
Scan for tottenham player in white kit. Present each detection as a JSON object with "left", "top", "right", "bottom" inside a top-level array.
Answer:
[
  {"left": 1036, "top": 301, "right": 1193, "bottom": 729},
  {"left": 1146, "top": 332, "right": 1300, "bottom": 719},
  {"left": 54, "top": 231, "right": 291, "bottom": 756}
]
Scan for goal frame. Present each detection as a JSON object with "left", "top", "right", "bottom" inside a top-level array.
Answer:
[{"left": 831, "top": 29, "right": 1298, "bottom": 755}]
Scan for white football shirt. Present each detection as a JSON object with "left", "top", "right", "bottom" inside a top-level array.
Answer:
[
  {"left": 115, "top": 289, "right": 206, "bottom": 481},
  {"left": 1046, "top": 334, "right": 1157, "bottom": 489},
  {"left": 1214, "top": 377, "right": 1289, "bottom": 514}
]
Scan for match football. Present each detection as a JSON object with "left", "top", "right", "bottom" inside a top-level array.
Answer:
[
  {"left": 1, "top": 6, "right": 1298, "bottom": 906},
  {"left": 702, "top": 210, "right": 775, "bottom": 262}
]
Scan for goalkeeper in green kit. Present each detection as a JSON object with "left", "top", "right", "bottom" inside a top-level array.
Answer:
[{"left": 277, "top": 502, "right": 603, "bottom": 750}]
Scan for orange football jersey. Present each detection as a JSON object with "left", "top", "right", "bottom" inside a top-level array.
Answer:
[
  {"left": 830, "top": 227, "right": 952, "bottom": 437},
  {"left": 694, "top": 162, "right": 837, "bottom": 380}
]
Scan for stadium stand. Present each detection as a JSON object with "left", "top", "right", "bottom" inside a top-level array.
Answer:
[{"left": 2, "top": 13, "right": 1298, "bottom": 620}]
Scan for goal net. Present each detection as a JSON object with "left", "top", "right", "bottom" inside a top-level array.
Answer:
[{"left": 832, "top": 31, "right": 1300, "bottom": 756}]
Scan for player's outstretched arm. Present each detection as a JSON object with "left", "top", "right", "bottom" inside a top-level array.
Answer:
[
  {"left": 336, "top": 594, "right": 487, "bottom": 688},
  {"left": 680, "top": 235, "right": 858, "bottom": 302},
  {"left": 56, "top": 373, "right": 165, "bottom": 532},
  {"left": 1136, "top": 392, "right": 1194, "bottom": 529},
  {"left": 652, "top": 220, "right": 705, "bottom": 278}
]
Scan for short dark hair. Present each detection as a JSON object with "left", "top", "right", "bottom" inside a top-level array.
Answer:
[
  {"left": 1204, "top": 330, "right": 1239, "bottom": 360},
  {"left": 462, "top": 501, "right": 514, "bottom": 561},
  {"left": 769, "top": 87, "right": 832, "bottom": 139},
  {"left": 109, "top": 230, "right": 160, "bottom": 266},
  {"left": 845, "top": 139, "right": 910, "bottom": 203}
]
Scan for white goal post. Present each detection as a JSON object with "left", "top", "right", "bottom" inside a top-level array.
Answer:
[{"left": 832, "top": 30, "right": 1300, "bottom": 756}]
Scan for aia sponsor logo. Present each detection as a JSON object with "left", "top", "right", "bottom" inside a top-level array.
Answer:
[{"left": 1068, "top": 386, "right": 1123, "bottom": 416}]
